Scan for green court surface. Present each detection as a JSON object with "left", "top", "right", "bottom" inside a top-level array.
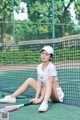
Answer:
[
  {"left": 0, "top": 68, "right": 80, "bottom": 106},
  {"left": 0, "top": 99, "right": 80, "bottom": 120},
  {"left": 0, "top": 68, "right": 80, "bottom": 120}
]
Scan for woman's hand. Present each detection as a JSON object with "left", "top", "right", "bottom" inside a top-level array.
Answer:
[{"left": 29, "top": 97, "right": 42, "bottom": 104}]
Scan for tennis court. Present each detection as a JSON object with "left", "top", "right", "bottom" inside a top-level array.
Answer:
[
  {"left": 0, "top": 1, "right": 80, "bottom": 119},
  {"left": 0, "top": 64, "right": 80, "bottom": 119},
  {"left": 0, "top": 36, "right": 80, "bottom": 120},
  {"left": 0, "top": 99, "right": 80, "bottom": 120},
  {"left": 8, "top": 103, "right": 80, "bottom": 120},
  {"left": 0, "top": 64, "right": 80, "bottom": 106}
]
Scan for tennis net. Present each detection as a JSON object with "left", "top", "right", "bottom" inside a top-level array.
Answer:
[{"left": 0, "top": 34, "right": 80, "bottom": 106}]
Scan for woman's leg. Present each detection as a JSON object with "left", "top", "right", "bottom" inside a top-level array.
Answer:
[
  {"left": 38, "top": 80, "right": 63, "bottom": 112},
  {"left": 38, "top": 79, "right": 53, "bottom": 112},
  {"left": 11, "top": 78, "right": 37, "bottom": 98},
  {"left": 38, "top": 80, "right": 59, "bottom": 103},
  {"left": 50, "top": 81, "right": 60, "bottom": 102},
  {"left": 42, "top": 79, "right": 53, "bottom": 103},
  {"left": 0, "top": 78, "right": 38, "bottom": 103}
]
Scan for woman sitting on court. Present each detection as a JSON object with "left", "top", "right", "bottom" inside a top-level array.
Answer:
[{"left": 0, "top": 46, "right": 64, "bottom": 112}]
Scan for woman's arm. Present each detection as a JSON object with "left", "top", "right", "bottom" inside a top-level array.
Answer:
[{"left": 30, "top": 79, "right": 43, "bottom": 104}]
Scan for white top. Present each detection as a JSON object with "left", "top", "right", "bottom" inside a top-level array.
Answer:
[{"left": 37, "top": 62, "right": 58, "bottom": 83}]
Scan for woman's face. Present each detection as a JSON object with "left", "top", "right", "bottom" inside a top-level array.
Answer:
[{"left": 40, "top": 50, "right": 51, "bottom": 62}]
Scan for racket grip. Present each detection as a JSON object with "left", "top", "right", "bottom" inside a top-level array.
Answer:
[{"left": 24, "top": 102, "right": 33, "bottom": 106}]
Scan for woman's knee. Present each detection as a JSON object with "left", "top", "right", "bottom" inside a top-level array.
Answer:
[
  {"left": 25, "top": 77, "right": 36, "bottom": 86},
  {"left": 27, "top": 77, "right": 34, "bottom": 81},
  {"left": 25, "top": 77, "right": 34, "bottom": 84}
]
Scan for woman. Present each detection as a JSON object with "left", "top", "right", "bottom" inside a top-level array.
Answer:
[{"left": 0, "top": 46, "right": 64, "bottom": 112}]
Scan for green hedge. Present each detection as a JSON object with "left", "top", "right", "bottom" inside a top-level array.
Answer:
[
  {"left": 54, "top": 48, "right": 80, "bottom": 62},
  {"left": 0, "top": 48, "right": 80, "bottom": 65}
]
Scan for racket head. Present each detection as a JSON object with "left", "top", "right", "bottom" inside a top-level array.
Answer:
[
  {"left": 0, "top": 102, "right": 33, "bottom": 112},
  {"left": 0, "top": 105, "right": 22, "bottom": 112}
]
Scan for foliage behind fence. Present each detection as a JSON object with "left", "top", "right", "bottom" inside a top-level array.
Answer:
[{"left": 0, "top": 34, "right": 80, "bottom": 65}]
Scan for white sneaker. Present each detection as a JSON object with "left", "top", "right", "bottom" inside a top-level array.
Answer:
[
  {"left": 0, "top": 95, "right": 16, "bottom": 103},
  {"left": 38, "top": 102, "right": 48, "bottom": 112}
]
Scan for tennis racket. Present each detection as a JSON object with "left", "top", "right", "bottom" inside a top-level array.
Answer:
[{"left": 0, "top": 102, "right": 33, "bottom": 112}]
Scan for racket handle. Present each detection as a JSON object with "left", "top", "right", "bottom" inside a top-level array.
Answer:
[{"left": 24, "top": 102, "right": 33, "bottom": 106}]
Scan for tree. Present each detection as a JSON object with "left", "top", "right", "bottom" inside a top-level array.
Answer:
[
  {"left": 54, "top": 0, "right": 77, "bottom": 36},
  {"left": 23, "top": 0, "right": 52, "bottom": 35},
  {"left": 4, "top": 0, "right": 79, "bottom": 43},
  {"left": 23, "top": 0, "right": 76, "bottom": 37},
  {"left": 75, "top": 1, "right": 80, "bottom": 24},
  {"left": 0, "top": 0, "right": 20, "bottom": 43}
]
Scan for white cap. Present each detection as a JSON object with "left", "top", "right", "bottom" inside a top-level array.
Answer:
[{"left": 41, "top": 46, "right": 54, "bottom": 55}]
